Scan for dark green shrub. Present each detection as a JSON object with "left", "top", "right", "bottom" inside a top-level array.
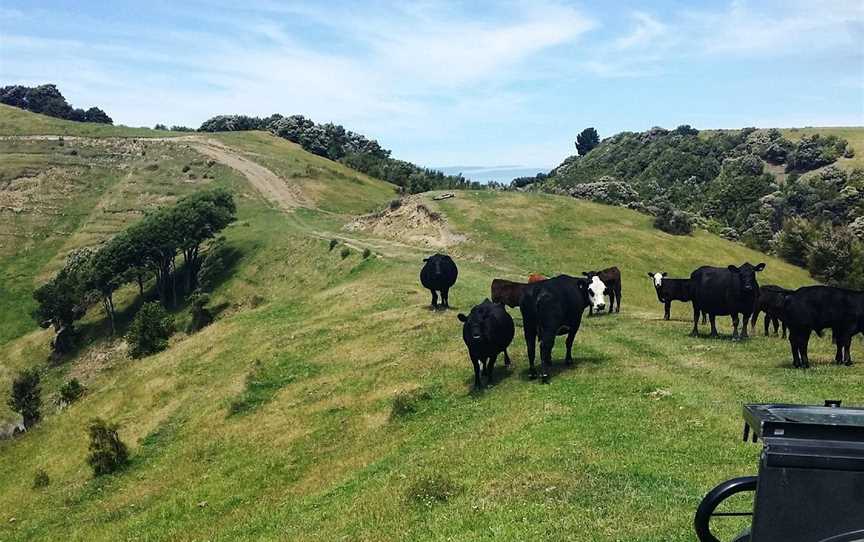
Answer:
[
  {"left": 59, "top": 379, "right": 85, "bottom": 405},
  {"left": 406, "top": 473, "right": 461, "bottom": 507},
  {"left": 329, "top": 239, "right": 338, "bottom": 251},
  {"left": 32, "top": 469, "right": 50, "bottom": 489},
  {"left": 742, "top": 219, "right": 774, "bottom": 252},
  {"left": 127, "top": 302, "right": 174, "bottom": 358},
  {"left": 388, "top": 198, "right": 402, "bottom": 210},
  {"left": 187, "top": 293, "right": 213, "bottom": 333},
  {"left": 653, "top": 204, "right": 693, "bottom": 235},
  {"left": 8, "top": 369, "right": 41, "bottom": 430},
  {"left": 362, "top": 248, "right": 372, "bottom": 259},
  {"left": 773, "top": 218, "right": 815, "bottom": 267},
  {"left": 807, "top": 227, "right": 862, "bottom": 287},
  {"left": 86, "top": 418, "right": 129, "bottom": 477},
  {"left": 340, "top": 247, "right": 351, "bottom": 259}
]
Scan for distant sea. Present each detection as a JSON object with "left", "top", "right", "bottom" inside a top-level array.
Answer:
[{"left": 433, "top": 165, "right": 549, "bottom": 185}]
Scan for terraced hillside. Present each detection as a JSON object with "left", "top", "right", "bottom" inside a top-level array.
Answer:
[{"left": 0, "top": 107, "right": 861, "bottom": 541}]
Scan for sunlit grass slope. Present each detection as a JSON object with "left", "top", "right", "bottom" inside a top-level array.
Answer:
[
  {"left": 0, "top": 103, "right": 185, "bottom": 138},
  {"left": 0, "top": 107, "right": 862, "bottom": 541}
]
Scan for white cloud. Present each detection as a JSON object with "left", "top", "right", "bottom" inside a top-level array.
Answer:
[{"left": 614, "top": 12, "right": 667, "bottom": 50}]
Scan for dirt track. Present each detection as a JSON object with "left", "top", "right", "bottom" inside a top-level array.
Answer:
[{"left": 183, "top": 137, "right": 311, "bottom": 211}]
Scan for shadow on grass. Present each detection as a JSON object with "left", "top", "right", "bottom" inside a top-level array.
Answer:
[{"left": 464, "top": 362, "right": 516, "bottom": 393}]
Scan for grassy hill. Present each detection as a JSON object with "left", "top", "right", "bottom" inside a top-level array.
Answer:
[{"left": 0, "top": 108, "right": 861, "bottom": 541}]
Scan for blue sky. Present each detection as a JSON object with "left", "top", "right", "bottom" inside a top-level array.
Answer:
[{"left": 1, "top": 1, "right": 862, "bottom": 168}]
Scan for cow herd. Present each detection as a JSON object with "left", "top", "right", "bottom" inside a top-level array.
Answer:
[{"left": 419, "top": 254, "right": 864, "bottom": 388}]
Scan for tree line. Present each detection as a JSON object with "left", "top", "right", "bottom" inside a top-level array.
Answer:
[
  {"left": 198, "top": 113, "right": 485, "bottom": 193},
  {"left": 531, "top": 125, "right": 863, "bottom": 288},
  {"left": 33, "top": 189, "right": 236, "bottom": 357},
  {"left": 1, "top": 84, "right": 112, "bottom": 124}
]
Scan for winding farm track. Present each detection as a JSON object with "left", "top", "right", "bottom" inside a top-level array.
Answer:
[{"left": 2, "top": 134, "right": 521, "bottom": 271}]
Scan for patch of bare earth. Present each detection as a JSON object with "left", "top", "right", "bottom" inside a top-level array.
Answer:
[{"left": 344, "top": 195, "right": 467, "bottom": 249}]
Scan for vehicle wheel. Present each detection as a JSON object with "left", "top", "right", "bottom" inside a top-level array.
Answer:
[{"left": 694, "top": 476, "right": 757, "bottom": 542}]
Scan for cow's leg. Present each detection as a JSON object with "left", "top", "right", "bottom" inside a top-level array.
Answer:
[
  {"left": 471, "top": 356, "right": 482, "bottom": 389},
  {"left": 781, "top": 321, "right": 787, "bottom": 339},
  {"left": 564, "top": 330, "right": 576, "bottom": 365},
  {"left": 690, "top": 305, "right": 701, "bottom": 337},
  {"left": 789, "top": 332, "right": 801, "bottom": 368},
  {"left": 772, "top": 317, "right": 780, "bottom": 336},
  {"left": 844, "top": 337, "right": 853, "bottom": 366},
  {"left": 539, "top": 330, "right": 555, "bottom": 383},
  {"left": 441, "top": 287, "right": 450, "bottom": 309},
  {"left": 795, "top": 330, "right": 811, "bottom": 369},
  {"left": 589, "top": 306, "right": 594, "bottom": 316},
  {"left": 664, "top": 301, "right": 671, "bottom": 321},
  {"left": 764, "top": 314, "right": 770, "bottom": 336},
  {"left": 430, "top": 290, "right": 438, "bottom": 309},
  {"left": 524, "top": 325, "right": 537, "bottom": 379},
  {"left": 709, "top": 314, "right": 719, "bottom": 338},
  {"left": 702, "top": 311, "right": 707, "bottom": 325},
  {"left": 503, "top": 348, "right": 512, "bottom": 367},
  {"left": 616, "top": 288, "right": 621, "bottom": 313},
  {"left": 487, "top": 355, "right": 498, "bottom": 384},
  {"left": 741, "top": 313, "right": 750, "bottom": 339},
  {"left": 834, "top": 337, "right": 845, "bottom": 365},
  {"left": 731, "top": 313, "right": 740, "bottom": 340}
]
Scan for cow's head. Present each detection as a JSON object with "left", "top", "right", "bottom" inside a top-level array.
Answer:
[
  {"left": 647, "top": 272, "right": 668, "bottom": 289},
  {"left": 424, "top": 254, "right": 446, "bottom": 276},
  {"left": 457, "top": 299, "right": 493, "bottom": 343},
  {"left": 582, "top": 273, "right": 607, "bottom": 311},
  {"left": 728, "top": 262, "right": 766, "bottom": 292}
]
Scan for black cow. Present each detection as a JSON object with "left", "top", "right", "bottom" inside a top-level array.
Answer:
[
  {"left": 458, "top": 299, "right": 515, "bottom": 389},
  {"left": 519, "top": 275, "right": 590, "bottom": 383},
  {"left": 647, "top": 272, "right": 706, "bottom": 323},
  {"left": 583, "top": 266, "right": 622, "bottom": 314},
  {"left": 784, "top": 285, "right": 864, "bottom": 368},
  {"left": 751, "top": 285, "right": 792, "bottom": 338},
  {"left": 689, "top": 263, "right": 765, "bottom": 339},
  {"left": 420, "top": 254, "right": 458, "bottom": 309}
]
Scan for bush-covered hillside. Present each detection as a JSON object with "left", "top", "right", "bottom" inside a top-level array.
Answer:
[
  {"left": 0, "top": 84, "right": 112, "bottom": 124},
  {"left": 537, "top": 125, "right": 864, "bottom": 288}
]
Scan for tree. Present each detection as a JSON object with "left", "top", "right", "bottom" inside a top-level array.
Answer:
[
  {"left": 575, "top": 127, "right": 600, "bottom": 156},
  {"left": 83, "top": 107, "right": 112, "bottom": 124},
  {"left": 8, "top": 369, "right": 41, "bottom": 430},
  {"left": 87, "top": 419, "right": 129, "bottom": 476},
  {"left": 653, "top": 203, "right": 693, "bottom": 235},
  {"left": 32, "top": 248, "right": 94, "bottom": 357},
  {"left": 127, "top": 302, "right": 175, "bottom": 358}
]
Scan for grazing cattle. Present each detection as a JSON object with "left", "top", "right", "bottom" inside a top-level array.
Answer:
[
  {"left": 520, "top": 275, "right": 591, "bottom": 382},
  {"left": 784, "top": 286, "right": 864, "bottom": 368},
  {"left": 490, "top": 278, "right": 531, "bottom": 308},
  {"left": 583, "top": 267, "right": 622, "bottom": 313},
  {"left": 689, "top": 263, "right": 765, "bottom": 339},
  {"left": 751, "top": 285, "right": 792, "bottom": 338},
  {"left": 647, "top": 272, "right": 706, "bottom": 323},
  {"left": 528, "top": 273, "right": 548, "bottom": 283},
  {"left": 458, "top": 299, "right": 515, "bottom": 388},
  {"left": 420, "top": 254, "right": 458, "bottom": 309}
]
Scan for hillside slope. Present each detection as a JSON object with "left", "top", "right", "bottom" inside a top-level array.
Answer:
[{"left": 0, "top": 108, "right": 861, "bottom": 542}]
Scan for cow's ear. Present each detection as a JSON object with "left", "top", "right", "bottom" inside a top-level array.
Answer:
[
  {"left": 727, "top": 265, "right": 740, "bottom": 273},
  {"left": 423, "top": 258, "right": 429, "bottom": 262},
  {"left": 646, "top": 272, "right": 654, "bottom": 278},
  {"left": 755, "top": 263, "right": 766, "bottom": 272},
  {"left": 483, "top": 297, "right": 491, "bottom": 303},
  {"left": 662, "top": 272, "right": 668, "bottom": 277},
  {"left": 457, "top": 314, "right": 467, "bottom": 322},
  {"left": 582, "top": 271, "right": 590, "bottom": 277}
]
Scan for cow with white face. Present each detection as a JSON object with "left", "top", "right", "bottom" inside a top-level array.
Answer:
[
  {"left": 647, "top": 271, "right": 704, "bottom": 322},
  {"left": 585, "top": 275, "right": 608, "bottom": 314},
  {"left": 651, "top": 272, "right": 667, "bottom": 289}
]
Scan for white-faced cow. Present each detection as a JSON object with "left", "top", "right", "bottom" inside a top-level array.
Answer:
[
  {"left": 519, "top": 275, "right": 591, "bottom": 383},
  {"left": 420, "top": 254, "right": 458, "bottom": 310},
  {"left": 784, "top": 285, "right": 864, "bottom": 368},
  {"left": 582, "top": 267, "right": 621, "bottom": 314},
  {"left": 458, "top": 299, "right": 515, "bottom": 389},
  {"left": 647, "top": 272, "right": 706, "bottom": 323},
  {"left": 689, "top": 263, "right": 765, "bottom": 339}
]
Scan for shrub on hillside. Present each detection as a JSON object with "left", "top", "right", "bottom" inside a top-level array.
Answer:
[
  {"left": 807, "top": 227, "right": 862, "bottom": 287},
  {"left": 362, "top": 248, "right": 372, "bottom": 259},
  {"left": 32, "top": 469, "right": 50, "bottom": 489},
  {"left": 329, "top": 239, "right": 339, "bottom": 251},
  {"left": 86, "top": 419, "right": 129, "bottom": 477},
  {"left": 59, "top": 379, "right": 85, "bottom": 406},
  {"left": 8, "top": 368, "right": 42, "bottom": 430},
  {"left": 575, "top": 127, "right": 600, "bottom": 156},
  {"left": 187, "top": 293, "right": 213, "bottom": 333},
  {"left": 568, "top": 178, "right": 639, "bottom": 206},
  {"left": 653, "top": 204, "right": 693, "bottom": 235},
  {"left": 742, "top": 219, "right": 774, "bottom": 252},
  {"left": 786, "top": 134, "right": 848, "bottom": 172},
  {"left": 127, "top": 303, "right": 174, "bottom": 358},
  {"left": 340, "top": 247, "right": 351, "bottom": 259},
  {"left": 0, "top": 84, "right": 112, "bottom": 124},
  {"left": 772, "top": 218, "right": 815, "bottom": 267}
]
